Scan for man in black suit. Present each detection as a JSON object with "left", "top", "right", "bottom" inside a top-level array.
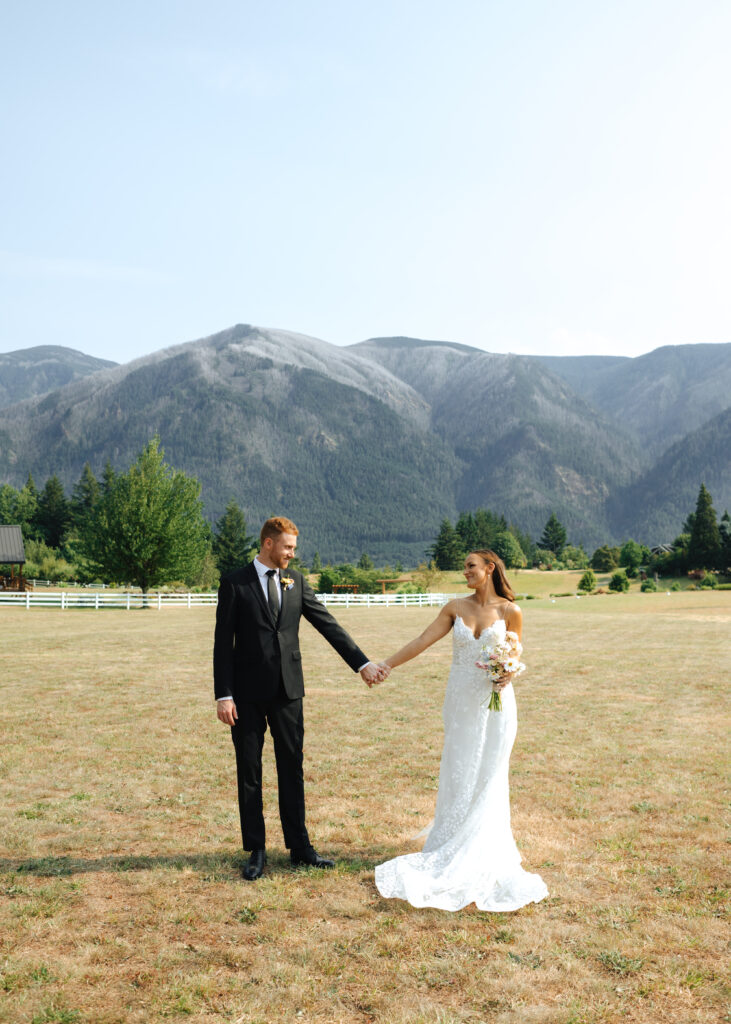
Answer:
[{"left": 214, "top": 515, "right": 385, "bottom": 880}]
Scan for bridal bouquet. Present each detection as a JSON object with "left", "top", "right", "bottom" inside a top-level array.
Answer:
[{"left": 475, "top": 630, "right": 526, "bottom": 711}]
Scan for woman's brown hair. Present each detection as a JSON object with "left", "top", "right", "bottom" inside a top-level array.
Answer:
[{"left": 471, "top": 550, "right": 515, "bottom": 601}]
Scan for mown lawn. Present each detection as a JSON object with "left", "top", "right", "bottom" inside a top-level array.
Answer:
[{"left": 0, "top": 591, "right": 728, "bottom": 1023}]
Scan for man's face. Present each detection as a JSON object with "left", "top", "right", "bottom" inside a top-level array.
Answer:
[{"left": 264, "top": 531, "right": 298, "bottom": 570}]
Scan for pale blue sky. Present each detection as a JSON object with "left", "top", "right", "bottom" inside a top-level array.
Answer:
[{"left": 2, "top": 1, "right": 729, "bottom": 363}]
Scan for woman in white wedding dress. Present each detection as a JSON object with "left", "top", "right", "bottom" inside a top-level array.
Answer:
[{"left": 374, "top": 549, "right": 548, "bottom": 912}]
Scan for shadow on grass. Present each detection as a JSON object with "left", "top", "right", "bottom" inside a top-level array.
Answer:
[{"left": 0, "top": 848, "right": 393, "bottom": 878}]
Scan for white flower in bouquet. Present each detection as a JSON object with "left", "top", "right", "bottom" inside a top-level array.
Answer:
[{"left": 475, "top": 629, "right": 526, "bottom": 711}]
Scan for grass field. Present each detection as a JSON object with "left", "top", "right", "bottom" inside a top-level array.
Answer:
[{"left": 0, "top": 591, "right": 729, "bottom": 1024}]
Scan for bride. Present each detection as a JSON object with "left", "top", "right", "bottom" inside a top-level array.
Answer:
[{"left": 374, "top": 549, "right": 548, "bottom": 912}]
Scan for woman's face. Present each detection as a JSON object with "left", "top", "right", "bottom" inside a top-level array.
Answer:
[{"left": 463, "top": 553, "right": 493, "bottom": 588}]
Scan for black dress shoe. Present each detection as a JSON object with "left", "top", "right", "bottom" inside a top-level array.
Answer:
[
  {"left": 290, "top": 845, "right": 335, "bottom": 869},
  {"left": 241, "top": 849, "right": 266, "bottom": 881}
]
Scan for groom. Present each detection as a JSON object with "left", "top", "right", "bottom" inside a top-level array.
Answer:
[{"left": 214, "top": 516, "right": 384, "bottom": 880}]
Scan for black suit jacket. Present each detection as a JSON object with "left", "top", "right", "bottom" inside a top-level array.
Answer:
[{"left": 213, "top": 562, "right": 368, "bottom": 702}]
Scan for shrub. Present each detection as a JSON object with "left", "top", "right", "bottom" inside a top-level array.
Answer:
[
  {"left": 641, "top": 579, "right": 657, "bottom": 592},
  {"left": 698, "top": 572, "right": 717, "bottom": 589},
  {"left": 670, "top": 581, "right": 681, "bottom": 591},
  {"left": 608, "top": 570, "right": 629, "bottom": 593},
  {"left": 397, "top": 582, "right": 425, "bottom": 594},
  {"left": 578, "top": 569, "right": 596, "bottom": 593},
  {"left": 591, "top": 545, "right": 617, "bottom": 572},
  {"left": 317, "top": 569, "right": 340, "bottom": 593},
  {"left": 717, "top": 583, "right": 731, "bottom": 590}
]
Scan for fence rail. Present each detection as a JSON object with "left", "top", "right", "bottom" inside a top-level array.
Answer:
[{"left": 0, "top": 591, "right": 451, "bottom": 610}]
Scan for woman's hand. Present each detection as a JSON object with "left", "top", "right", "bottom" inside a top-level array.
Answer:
[{"left": 494, "top": 672, "right": 513, "bottom": 692}]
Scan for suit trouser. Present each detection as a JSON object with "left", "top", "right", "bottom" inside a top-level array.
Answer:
[{"left": 231, "top": 692, "right": 310, "bottom": 851}]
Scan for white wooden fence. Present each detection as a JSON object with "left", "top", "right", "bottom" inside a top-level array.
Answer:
[{"left": 0, "top": 590, "right": 451, "bottom": 610}]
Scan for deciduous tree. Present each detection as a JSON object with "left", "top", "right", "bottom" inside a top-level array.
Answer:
[{"left": 78, "top": 438, "right": 210, "bottom": 600}]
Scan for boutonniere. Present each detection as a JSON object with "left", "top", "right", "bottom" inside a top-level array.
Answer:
[{"left": 281, "top": 577, "right": 294, "bottom": 591}]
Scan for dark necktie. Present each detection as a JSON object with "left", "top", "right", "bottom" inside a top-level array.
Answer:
[{"left": 265, "top": 569, "right": 279, "bottom": 619}]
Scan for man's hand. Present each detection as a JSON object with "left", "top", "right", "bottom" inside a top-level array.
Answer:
[{"left": 217, "top": 698, "right": 238, "bottom": 725}]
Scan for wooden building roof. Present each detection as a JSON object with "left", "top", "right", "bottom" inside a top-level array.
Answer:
[{"left": 0, "top": 525, "right": 26, "bottom": 564}]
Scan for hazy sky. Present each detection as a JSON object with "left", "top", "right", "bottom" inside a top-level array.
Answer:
[{"left": 2, "top": 1, "right": 729, "bottom": 363}]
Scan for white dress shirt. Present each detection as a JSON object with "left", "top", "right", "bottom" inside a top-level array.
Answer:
[{"left": 253, "top": 555, "right": 281, "bottom": 607}]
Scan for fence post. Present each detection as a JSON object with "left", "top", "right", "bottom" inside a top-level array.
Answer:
[
  {"left": 157, "top": 592, "right": 162, "bottom": 610},
  {"left": 126, "top": 592, "right": 131, "bottom": 611},
  {"left": 26, "top": 590, "right": 31, "bottom": 609},
  {"left": 61, "top": 592, "right": 66, "bottom": 610},
  {"left": 187, "top": 592, "right": 191, "bottom": 608},
  {"left": 95, "top": 593, "right": 99, "bottom": 610}
]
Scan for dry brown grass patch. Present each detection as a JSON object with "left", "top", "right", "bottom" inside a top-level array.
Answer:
[{"left": 0, "top": 592, "right": 729, "bottom": 1022}]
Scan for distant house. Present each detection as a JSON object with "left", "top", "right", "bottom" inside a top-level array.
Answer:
[{"left": 0, "top": 524, "right": 29, "bottom": 591}]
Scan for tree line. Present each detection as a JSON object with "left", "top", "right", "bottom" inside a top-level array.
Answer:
[
  {"left": 0, "top": 440, "right": 407, "bottom": 593},
  {"left": 1, "top": 438, "right": 728, "bottom": 591},
  {"left": 428, "top": 484, "right": 730, "bottom": 580}
]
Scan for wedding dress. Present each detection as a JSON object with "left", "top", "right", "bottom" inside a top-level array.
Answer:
[{"left": 375, "top": 616, "right": 548, "bottom": 911}]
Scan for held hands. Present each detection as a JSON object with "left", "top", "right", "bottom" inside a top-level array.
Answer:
[{"left": 360, "top": 662, "right": 391, "bottom": 687}]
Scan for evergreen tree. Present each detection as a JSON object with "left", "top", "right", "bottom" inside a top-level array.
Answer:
[
  {"left": 0, "top": 483, "right": 19, "bottom": 524},
  {"left": 71, "top": 463, "right": 100, "bottom": 529},
  {"left": 578, "top": 569, "right": 596, "bottom": 593},
  {"left": 719, "top": 511, "right": 731, "bottom": 571},
  {"left": 36, "top": 475, "right": 71, "bottom": 548},
  {"left": 311, "top": 551, "right": 322, "bottom": 573},
  {"left": 539, "top": 512, "right": 567, "bottom": 556},
  {"left": 78, "top": 438, "right": 210, "bottom": 600},
  {"left": 358, "top": 552, "right": 374, "bottom": 570},
  {"left": 455, "top": 511, "right": 478, "bottom": 552},
  {"left": 473, "top": 508, "right": 506, "bottom": 549},
  {"left": 430, "top": 518, "right": 465, "bottom": 570},
  {"left": 212, "top": 500, "right": 255, "bottom": 576},
  {"left": 688, "top": 483, "right": 721, "bottom": 570},
  {"left": 101, "top": 460, "right": 116, "bottom": 494}
]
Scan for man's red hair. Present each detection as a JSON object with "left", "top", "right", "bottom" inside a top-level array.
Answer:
[{"left": 260, "top": 516, "right": 299, "bottom": 546}]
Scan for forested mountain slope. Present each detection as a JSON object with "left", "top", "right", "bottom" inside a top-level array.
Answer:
[{"left": 0, "top": 345, "right": 116, "bottom": 408}]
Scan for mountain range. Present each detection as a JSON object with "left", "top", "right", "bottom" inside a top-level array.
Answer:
[{"left": 0, "top": 326, "right": 728, "bottom": 562}]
